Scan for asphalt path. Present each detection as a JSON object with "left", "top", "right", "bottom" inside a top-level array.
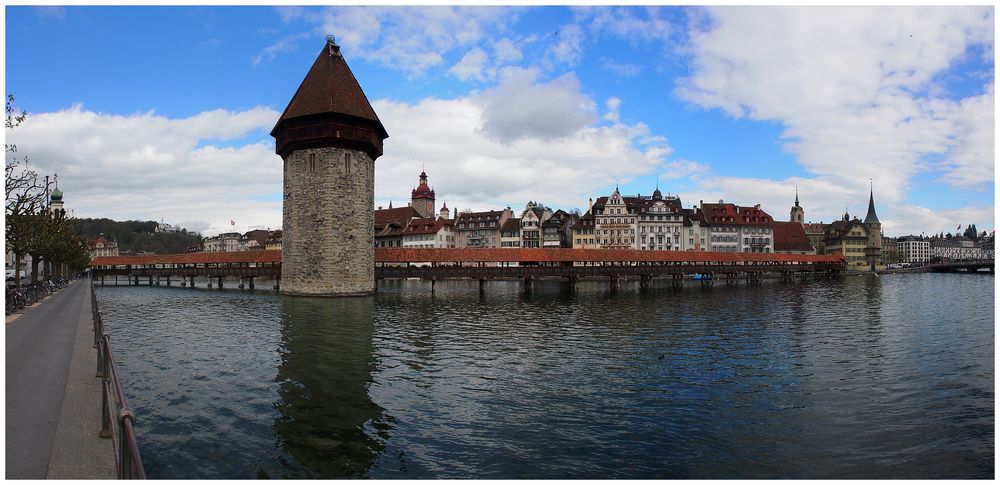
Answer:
[{"left": 5, "top": 280, "right": 86, "bottom": 479}]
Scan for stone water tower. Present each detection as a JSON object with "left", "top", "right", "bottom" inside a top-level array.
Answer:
[{"left": 271, "top": 36, "right": 388, "bottom": 296}]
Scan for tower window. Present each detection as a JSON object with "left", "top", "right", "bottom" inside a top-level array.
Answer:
[
  {"left": 309, "top": 153, "right": 316, "bottom": 173},
  {"left": 344, "top": 153, "right": 351, "bottom": 175}
]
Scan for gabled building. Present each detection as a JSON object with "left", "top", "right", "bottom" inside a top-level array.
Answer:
[
  {"left": 401, "top": 216, "right": 454, "bottom": 248},
  {"left": 88, "top": 234, "right": 119, "bottom": 258},
  {"left": 637, "top": 188, "right": 684, "bottom": 251},
  {"left": 374, "top": 206, "right": 422, "bottom": 248},
  {"left": 454, "top": 208, "right": 513, "bottom": 248},
  {"left": 592, "top": 188, "right": 640, "bottom": 249},
  {"left": 572, "top": 210, "right": 597, "bottom": 249},
  {"left": 265, "top": 230, "right": 282, "bottom": 251},
  {"left": 500, "top": 217, "right": 521, "bottom": 248},
  {"left": 519, "top": 201, "right": 553, "bottom": 248},
  {"left": 700, "top": 200, "right": 775, "bottom": 253}
]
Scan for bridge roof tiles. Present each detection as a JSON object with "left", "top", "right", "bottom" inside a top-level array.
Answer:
[
  {"left": 374, "top": 248, "right": 844, "bottom": 264},
  {"left": 92, "top": 250, "right": 281, "bottom": 266}
]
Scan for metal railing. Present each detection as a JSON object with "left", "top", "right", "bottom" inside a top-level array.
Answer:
[{"left": 91, "top": 284, "right": 147, "bottom": 479}]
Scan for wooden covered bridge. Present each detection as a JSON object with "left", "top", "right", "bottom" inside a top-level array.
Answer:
[{"left": 89, "top": 248, "right": 846, "bottom": 292}]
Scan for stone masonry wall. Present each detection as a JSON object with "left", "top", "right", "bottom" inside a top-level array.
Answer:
[{"left": 282, "top": 146, "right": 374, "bottom": 296}]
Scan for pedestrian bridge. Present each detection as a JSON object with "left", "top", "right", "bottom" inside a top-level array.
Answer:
[{"left": 90, "top": 248, "right": 846, "bottom": 290}]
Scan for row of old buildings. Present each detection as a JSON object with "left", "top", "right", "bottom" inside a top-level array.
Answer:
[
  {"left": 374, "top": 171, "right": 871, "bottom": 264},
  {"left": 68, "top": 169, "right": 992, "bottom": 273}
]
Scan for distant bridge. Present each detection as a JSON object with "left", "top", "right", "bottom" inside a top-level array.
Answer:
[
  {"left": 927, "top": 260, "right": 994, "bottom": 273},
  {"left": 90, "top": 248, "right": 846, "bottom": 291}
]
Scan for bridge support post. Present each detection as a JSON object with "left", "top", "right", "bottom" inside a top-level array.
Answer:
[
  {"left": 239, "top": 278, "right": 245, "bottom": 290},
  {"left": 524, "top": 277, "right": 532, "bottom": 293},
  {"left": 273, "top": 280, "right": 280, "bottom": 291},
  {"left": 249, "top": 277, "right": 255, "bottom": 289},
  {"left": 207, "top": 278, "right": 212, "bottom": 288},
  {"left": 430, "top": 279, "right": 436, "bottom": 294},
  {"left": 166, "top": 276, "right": 171, "bottom": 286},
  {"left": 217, "top": 276, "right": 223, "bottom": 289},
  {"left": 478, "top": 278, "right": 485, "bottom": 295},
  {"left": 155, "top": 276, "right": 160, "bottom": 286}
]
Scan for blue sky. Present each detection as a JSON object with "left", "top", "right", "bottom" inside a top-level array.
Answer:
[{"left": 5, "top": 5, "right": 994, "bottom": 237}]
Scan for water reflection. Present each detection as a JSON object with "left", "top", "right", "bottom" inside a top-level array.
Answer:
[{"left": 271, "top": 296, "right": 389, "bottom": 479}]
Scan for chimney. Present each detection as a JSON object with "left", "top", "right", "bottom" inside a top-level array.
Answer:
[{"left": 588, "top": 198, "right": 593, "bottom": 211}]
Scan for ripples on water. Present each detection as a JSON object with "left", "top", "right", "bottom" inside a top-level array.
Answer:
[{"left": 94, "top": 273, "right": 994, "bottom": 479}]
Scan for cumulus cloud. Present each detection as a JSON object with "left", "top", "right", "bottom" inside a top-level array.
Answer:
[
  {"left": 676, "top": 6, "right": 995, "bottom": 201},
  {"left": 265, "top": 6, "right": 519, "bottom": 78},
  {"left": 476, "top": 67, "right": 598, "bottom": 141},
  {"left": 449, "top": 47, "right": 490, "bottom": 82},
  {"left": 7, "top": 105, "right": 283, "bottom": 236},
  {"left": 373, "top": 76, "right": 671, "bottom": 212}
]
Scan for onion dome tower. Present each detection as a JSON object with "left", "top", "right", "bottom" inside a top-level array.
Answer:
[
  {"left": 271, "top": 36, "right": 388, "bottom": 296},
  {"left": 49, "top": 177, "right": 66, "bottom": 218},
  {"left": 410, "top": 170, "right": 436, "bottom": 218}
]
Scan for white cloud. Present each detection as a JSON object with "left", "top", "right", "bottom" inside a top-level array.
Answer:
[
  {"left": 673, "top": 171, "right": 994, "bottom": 237},
  {"left": 372, "top": 77, "right": 671, "bottom": 212},
  {"left": 493, "top": 38, "right": 523, "bottom": 64},
  {"left": 449, "top": 47, "right": 490, "bottom": 82},
  {"left": 476, "top": 67, "right": 598, "bottom": 141},
  {"left": 545, "top": 24, "right": 586, "bottom": 67},
  {"left": 603, "top": 97, "right": 621, "bottom": 122},
  {"left": 600, "top": 57, "right": 643, "bottom": 77},
  {"left": 676, "top": 6, "right": 995, "bottom": 201},
  {"left": 281, "top": 6, "right": 519, "bottom": 78},
  {"left": 252, "top": 32, "right": 312, "bottom": 67},
  {"left": 579, "top": 6, "right": 674, "bottom": 45},
  {"left": 7, "top": 105, "right": 283, "bottom": 237}
]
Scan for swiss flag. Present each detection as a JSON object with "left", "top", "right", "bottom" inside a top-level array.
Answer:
[{"left": 231, "top": 220, "right": 236, "bottom": 226}]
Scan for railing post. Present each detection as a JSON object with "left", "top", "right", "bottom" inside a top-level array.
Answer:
[
  {"left": 118, "top": 409, "right": 135, "bottom": 479},
  {"left": 100, "top": 379, "right": 113, "bottom": 438}
]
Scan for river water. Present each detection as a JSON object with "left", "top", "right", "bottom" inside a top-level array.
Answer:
[{"left": 93, "top": 273, "right": 994, "bottom": 479}]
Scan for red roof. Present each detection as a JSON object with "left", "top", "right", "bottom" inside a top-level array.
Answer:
[
  {"left": 403, "top": 217, "right": 450, "bottom": 236},
  {"left": 701, "top": 203, "right": 774, "bottom": 225},
  {"left": 92, "top": 250, "right": 282, "bottom": 266},
  {"left": 375, "top": 206, "right": 421, "bottom": 230},
  {"left": 91, "top": 248, "right": 844, "bottom": 267},
  {"left": 374, "top": 248, "right": 845, "bottom": 264},
  {"left": 773, "top": 222, "right": 816, "bottom": 253}
]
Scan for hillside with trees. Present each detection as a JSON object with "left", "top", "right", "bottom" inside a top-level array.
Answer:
[{"left": 73, "top": 218, "right": 202, "bottom": 255}]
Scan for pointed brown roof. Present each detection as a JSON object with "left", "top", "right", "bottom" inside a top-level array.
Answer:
[
  {"left": 272, "top": 39, "right": 386, "bottom": 137},
  {"left": 271, "top": 38, "right": 388, "bottom": 159}
]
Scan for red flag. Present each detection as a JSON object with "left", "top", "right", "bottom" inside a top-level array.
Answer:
[
  {"left": 957, "top": 224, "right": 961, "bottom": 230},
  {"left": 231, "top": 220, "right": 235, "bottom": 226}
]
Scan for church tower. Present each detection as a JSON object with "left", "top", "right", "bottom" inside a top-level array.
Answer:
[
  {"left": 410, "top": 170, "right": 435, "bottom": 218},
  {"left": 49, "top": 178, "right": 66, "bottom": 218},
  {"left": 789, "top": 187, "right": 804, "bottom": 225},
  {"left": 271, "top": 36, "right": 388, "bottom": 296},
  {"left": 863, "top": 183, "right": 883, "bottom": 271}
]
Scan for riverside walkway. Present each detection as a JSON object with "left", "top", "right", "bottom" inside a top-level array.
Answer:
[{"left": 5, "top": 280, "right": 115, "bottom": 479}]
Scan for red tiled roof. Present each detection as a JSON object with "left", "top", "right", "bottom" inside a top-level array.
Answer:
[
  {"left": 403, "top": 217, "right": 450, "bottom": 236},
  {"left": 271, "top": 40, "right": 386, "bottom": 138},
  {"left": 91, "top": 248, "right": 844, "bottom": 267},
  {"left": 701, "top": 203, "right": 774, "bottom": 225},
  {"left": 375, "top": 206, "right": 421, "bottom": 230},
  {"left": 772, "top": 222, "right": 816, "bottom": 253},
  {"left": 92, "top": 250, "right": 282, "bottom": 266},
  {"left": 374, "top": 248, "right": 845, "bottom": 264}
]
